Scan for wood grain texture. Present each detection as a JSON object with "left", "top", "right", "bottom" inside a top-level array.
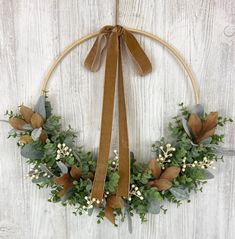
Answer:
[{"left": 0, "top": 0, "right": 234, "bottom": 238}]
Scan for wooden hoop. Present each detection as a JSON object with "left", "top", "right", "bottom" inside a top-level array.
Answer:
[{"left": 41, "top": 27, "right": 200, "bottom": 104}]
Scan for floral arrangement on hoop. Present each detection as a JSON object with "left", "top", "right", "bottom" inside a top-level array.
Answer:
[{"left": 6, "top": 95, "right": 232, "bottom": 228}]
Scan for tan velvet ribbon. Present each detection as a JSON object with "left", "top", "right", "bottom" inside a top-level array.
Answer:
[{"left": 85, "top": 25, "right": 152, "bottom": 201}]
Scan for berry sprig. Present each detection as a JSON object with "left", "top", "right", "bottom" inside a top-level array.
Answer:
[
  {"left": 110, "top": 150, "right": 119, "bottom": 171},
  {"left": 128, "top": 184, "right": 144, "bottom": 201},
  {"left": 156, "top": 143, "right": 176, "bottom": 169},
  {"left": 181, "top": 156, "right": 215, "bottom": 172},
  {"left": 56, "top": 143, "right": 73, "bottom": 160},
  {"left": 26, "top": 165, "right": 52, "bottom": 180}
]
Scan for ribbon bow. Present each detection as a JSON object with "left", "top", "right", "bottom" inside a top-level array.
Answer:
[{"left": 85, "top": 25, "right": 152, "bottom": 201}]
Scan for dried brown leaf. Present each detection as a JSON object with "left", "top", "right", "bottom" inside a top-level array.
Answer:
[
  {"left": 31, "top": 113, "right": 44, "bottom": 128},
  {"left": 39, "top": 130, "right": 48, "bottom": 142},
  {"left": 70, "top": 166, "right": 82, "bottom": 180},
  {"left": 88, "top": 172, "right": 94, "bottom": 180},
  {"left": 188, "top": 113, "right": 202, "bottom": 137},
  {"left": 160, "top": 167, "right": 181, "bottom": 181},
  {"left": 20, "top": 105, "right": 34, "bottom": 123},
  {"left": 107, "top": 195, "right": 124, "bottom": 209},
  {"left": 152, "top": 179, "right": 172, "bottom": 191},
  {"left": 147, "top": 180, "right": 155, "bottom": 186},
  {"left": 9, "top": 117, "right": 26, "bottom": 130},
  {"left": 54, "top": 173, "right": 73, "bottom": 197},
  {"left": 57, "top": 189, "right": 66, "bottom": 197},
  {"left": 20, "top": 135, "right": 32, "bottom": 144},
  {"left": 196, "top": 128, "right": 215, "bottom": 144},
  {"left": 202, "top": 112, "right": 218, "bottom": 133},
  {"left": 148, "top": 159, "right": 161, "bottom": 179},
  {"left": 104, "top": 204, "right": 115, "bottom": 224}
]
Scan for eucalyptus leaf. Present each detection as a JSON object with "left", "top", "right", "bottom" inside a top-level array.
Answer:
[
  {"left": 105, "top": 172, "right": 120, "bottom": 193},
  {"left": 203, "top": 170, "right": 214, "bottom": 180},
  {"left": 125, "top": 208, "right": 133, "bottom": 233},
  {"left": 169, "top": 187, "right": 189, "bottom": 200},
  {"left": 61, "top": 189, "right": 73, "bottom": 203},
  {"left": 190, "top": 141, "right": 198, "bottom": 147},
  {"left": 201, "top": 137, "right": 212, "bottom": 145},
  {"left": 21, "top": 144, "right": 43, "bottom": 159},
  {"left": 182, "top": 117, "right": 192, "bottom": 138},
  {"left": 191, "top": 149, "right": 200, "bottom": 157},
  {"left": 31, "top": 127, "right": 42, "bottom": 141},
  {"left": 64, "top": 136, "right": 74, "bottom": 148},
  {"left": 154, "top": 141, "right": 161, "bottom": 147},
  {"left": 215, "top": 147, "right": 235, "bottom": 156},
  {"left": 9, "top": 129, "right": 25, "bottom": 134},
  {"left": 32, "top": 177, "right": 49, "bottom": 184},
  {"left": 148, "top": 200, "right": 161, "bottom": 214},
  {"left": 88, "top": 207, "right": 94, "bottom": 216},
  {"left": 210, "top": 144, "right": 220, "bottom": 149},
  {"left": 45, "top": 100, "right": 52, "bottom": 118},
  {"left": 130, "top": 151, "right": 135, "bottom": 160},
  {"left": 34, "top": 95, "right": 46, "bottom": 119},
  {"left": 85, "top": 183, "right": 92, "bottom": 192},
  {"left": 56, "top": 161, "right": 68, "bottom": 174},
  {"left": 22, "top": 124, "right": 33, "bottom": 130},
  {"left": 39, "top": 164, "right": 54, "bottom": 176},
  {"left": 192, "top": 104, "right": 204, "bottom": 117},
  {"left": 187, "top": 156, "right": 193, "bottom": 163}
]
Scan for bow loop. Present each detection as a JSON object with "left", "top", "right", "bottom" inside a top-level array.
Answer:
[
  {"left": 84, "top": 33, "right": 108, "bottom": 72},
  {"left": 122, "top": 29, "right": 152, "bottom": 76}
]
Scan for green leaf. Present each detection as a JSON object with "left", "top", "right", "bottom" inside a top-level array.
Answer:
[
  {"left": 22, "top": 124, "right": 33, "bottom": 130},
  {"left": 43, "top": 115, "right": 61, "bottom": 135},
  {"left": 202, "top": 170, "right": 214, "bottom": 180},
  {"left": 215, "top": 147, "right": 235, "bottom": 156},
  {"left": 39, "top": 164, "right": 54, "bottom": 176},
  {"left": 105, "top": 172, "right": 120, "bottom": 193},
  {"left": 148, "top": 200, "right": 161, "bottom": 214},
  {"left": 88, "top": 207, "right": 94, "bottom": 216},
  {"left": 45, "top": 99, "right": 52, "bottom": 119},
  {"left": 21, "top": 144, "right": 44, "bottom": 159},
  {"left": 61, "top": 188, "right": 74, "bottom": 203},
  {"left": 182, "top": 117, "right": 192, "bottom": 138},
  {"left": 169, "top": 187, "right": 189, "bottom": 200},
  {"left": 64, "top": 135, "right": 74, "bottom": 148},
  {"left": 85, "top": 182, "right": 92, "bottom": 192},
  {"left": 31, "top": 127, "right": 42, "bottom": 141},
  {"left": 201, "top": 137, "right": 212, "bottom": 145},
  {"left": 125, "top": 208, "right": 133, "bottom": 233},
  {"left": 32, "top": 177, "right": 50, "bottom": 184},
  {"left": 192, "top": 104, "right": 204, "bottom": 117},
  {"left": 34, "top": 95, "right": 46, "bottom": 119},
  {"left": 145, "top": 188, "right": 162, "bottom": 201},
  {"left": 57, "top": 161, "right": 68, "bottom": 174}
]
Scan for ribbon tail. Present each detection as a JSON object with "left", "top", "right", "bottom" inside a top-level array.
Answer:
[
  {"left": 123, "top": 29, "right": 152, "bottom": 75},
  {"left": 116, "top": 38, "right": 130, "bottom": 197},
  {"left": 84, "top": 34, "right": 107, "bottom": 72},
  {"left": 91, "top": 31, "right": 119, "bottom": 201},
  {"left": 104, "top": 204, "right": 115, "bottom": 224}
]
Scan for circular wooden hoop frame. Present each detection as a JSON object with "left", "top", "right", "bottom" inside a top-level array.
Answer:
[{"left": 41, "top": 27, "right": 200, "bottom": 104}]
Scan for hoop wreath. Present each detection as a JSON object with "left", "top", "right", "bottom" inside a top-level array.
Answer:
[{"left": 6, "top": 26, "right": 232, "bottom": 228}]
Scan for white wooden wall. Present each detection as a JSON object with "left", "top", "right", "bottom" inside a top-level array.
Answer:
[{"left": 0, "top": 0, "right": 234, "bottom": 238}]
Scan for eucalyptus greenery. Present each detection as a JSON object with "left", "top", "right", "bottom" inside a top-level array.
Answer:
[{"left": 6, "top": 97, "right": 232, "bottom": 228}]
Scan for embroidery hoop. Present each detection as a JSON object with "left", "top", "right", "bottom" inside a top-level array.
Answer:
[{"left": 40, "top": 28, "right": 200, "bottom": 105}]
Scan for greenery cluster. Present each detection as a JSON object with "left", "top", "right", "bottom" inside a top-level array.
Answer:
[{"left": 6, "top": 98, "right": 232, "bottom": 228}]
